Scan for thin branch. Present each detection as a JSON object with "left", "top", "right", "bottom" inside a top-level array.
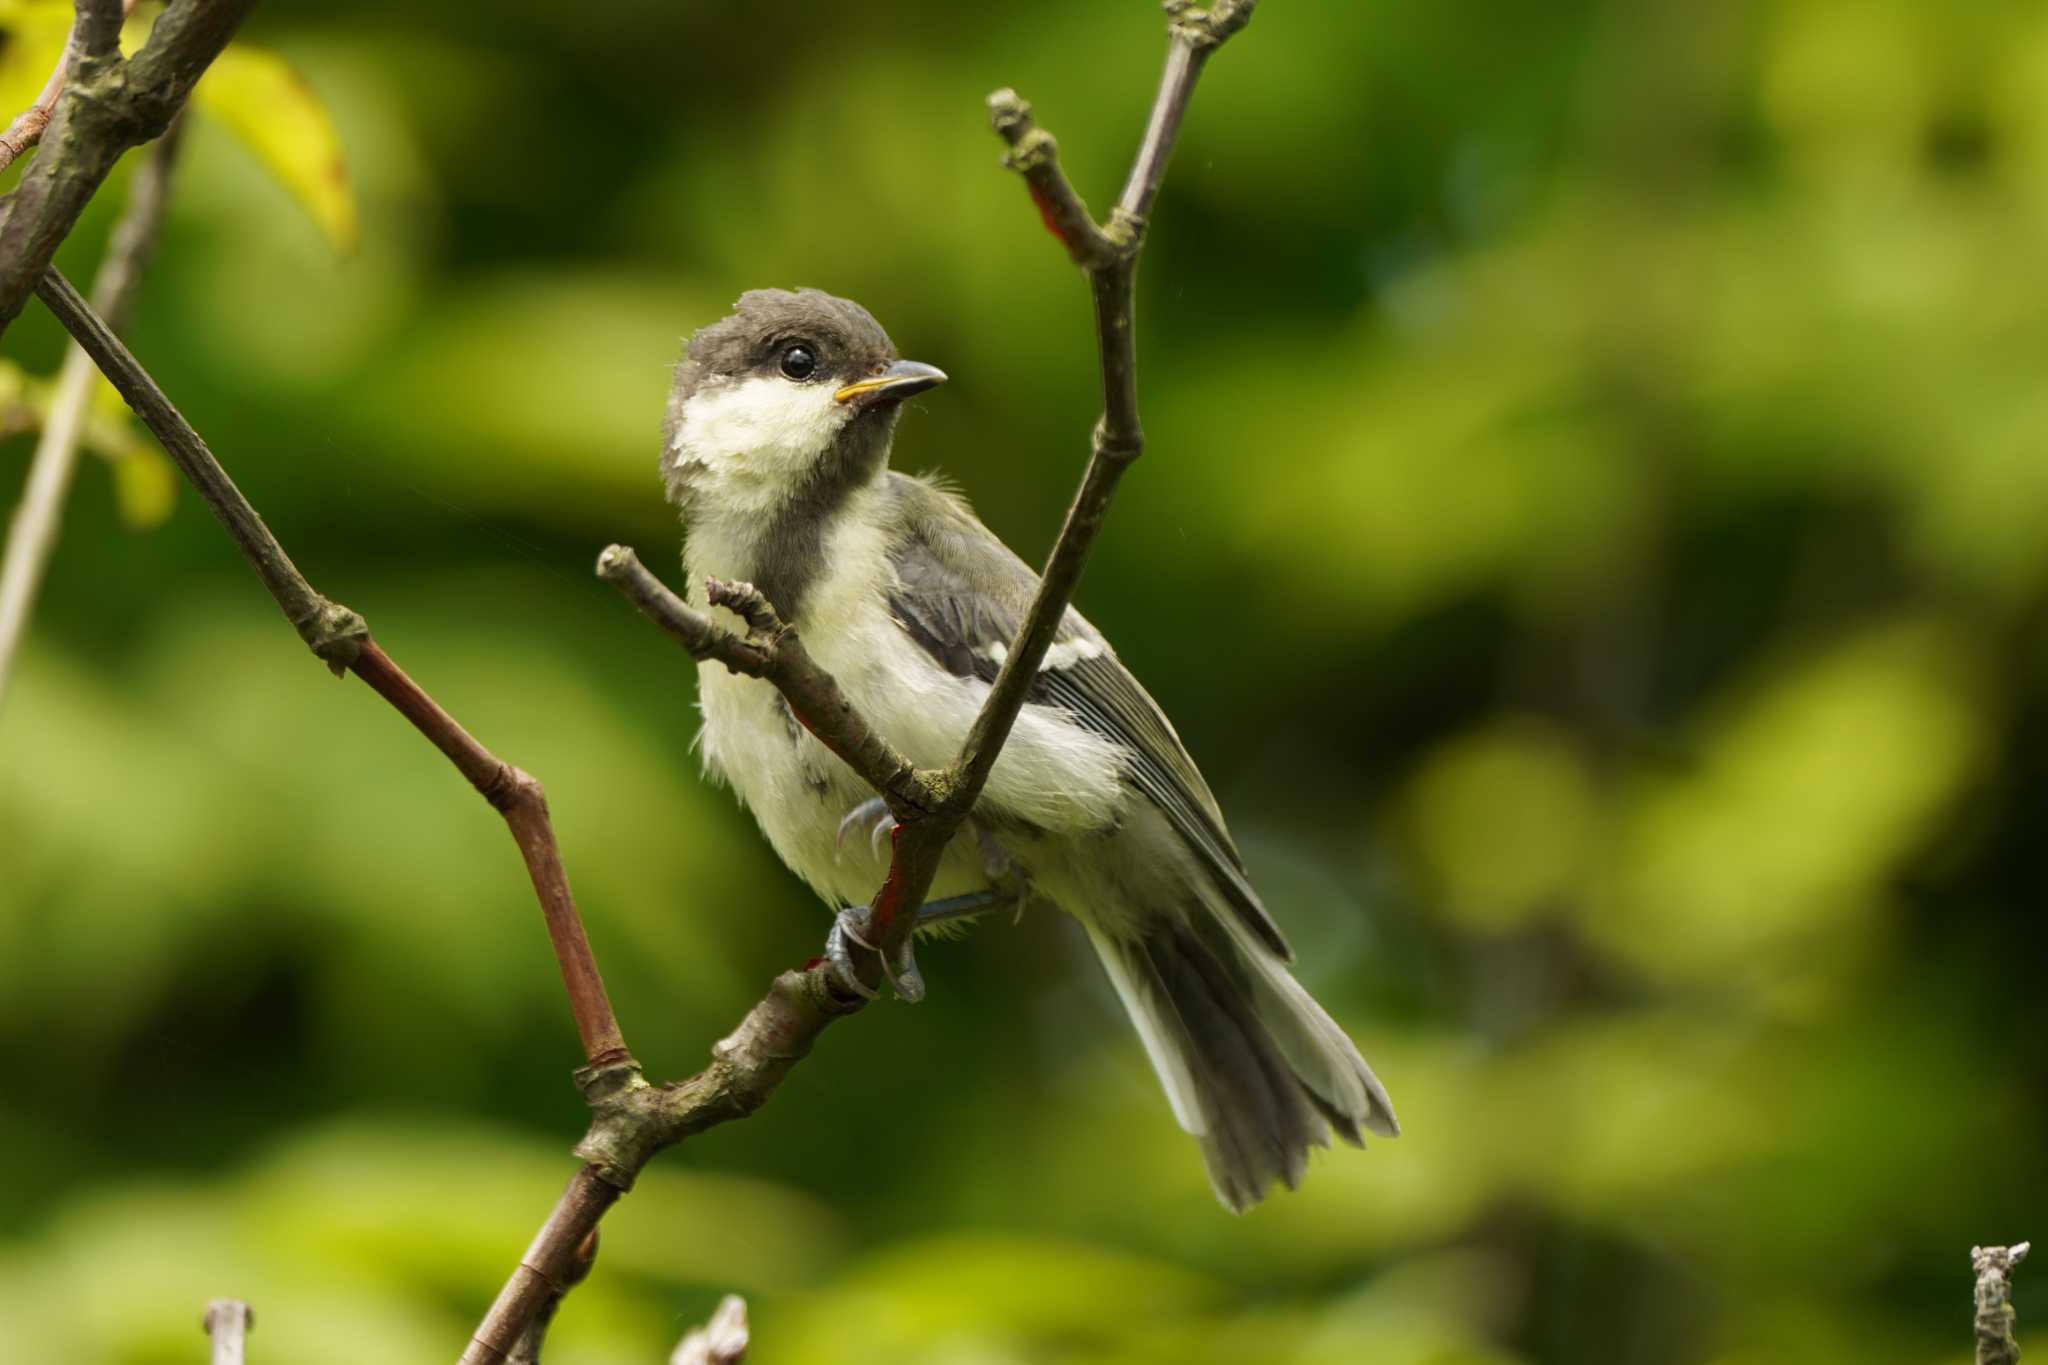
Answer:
[
  {"left": 1975, "top": 1241, "right": 2030, "bottom": 1365},
  {"left": 0, "top": 0, "right": 132, "bottom": 174},
  {"left": 36, "top": 267, "right": 369, "bottom": 667},
  {"left": 0, "top": 112, "right": 182, "bottom": 710},
  {"left": 858, "top": 0, "right": 1257, "bottom": 966},
  {"left": 33, "top": 270, "right": 631, "bottom": 1067},
  {"left": 202, "top": 1299, "right": 253, "bottom": 1365},
  {"left": 671, "top": 1296, "right": 749, "bottom": 1365},
  {"left": 986, "top": 90, "right": 1117, "bottom": 269},
  {"left": 28, "top": 3, "right": 1259, "bottom": 1359},
  {"left": 461, "top": 965, "right": 859, "bottom": 1363},
  {"left": 34, "top": 261, "right": 865, "bottom": 1359},
  {"left": 74, "top": 0, "right": 128, "bottom": 62},
  {"left": 349, "top": 641, "right": 629, "bottom": 1064},
  {"left": 0, "top": 45, "right": 73, "bottom": 176},
  {"left": 501, "top": 1221, "right": 600, "bottom": 1365},
  {"left": 0, "top": 0, "right": 252, "bottom": 336},
  {"left": 597, "top": 546, "right": 941, "bottom": 818}
]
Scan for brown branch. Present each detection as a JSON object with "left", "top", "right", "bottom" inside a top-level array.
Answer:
[
  {"left": 1975, "top": 1241, "right": 2030, "bottom": 1365},
  {"left": 0, "top": 43, "right": 74, "bottom": 175},
  {"left": 985, "top": 91, "right": 1116, "bottom": 269},
  {"left": 857, "top": 0, "right": 1256, "bottom": 966},
  {"left": 462, "top": 966, "right": 859, "bottom": 1363},
  {"left": 33, "top": 270, "right": 630, "bottom": 1070},
  {"left": 0, "top": 0, "right": 251, "bottom": 338},
  {"left": 28, "top": 3, "right": 1259, "bottom": 1359},
  {"left": 202, "top": 1299, "right": 253, "bottom": 1365},
  {"left": 0, "top": 0, "right": 135, "bottom": 174},
  {"left": 0, "top": 111, "right": 181, "bottom": 710},
  {"left": 37, "top": 267, "right": 369, "bottom": 668},
  {"left": 503, "top": 1225, "right": 598, "bottom": 1365},
  {"left": 597, "top": 546, "right": 942, "bottom": 819}
]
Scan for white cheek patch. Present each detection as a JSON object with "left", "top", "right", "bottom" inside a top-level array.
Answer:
[{"left": 669, "top": 376, "right": 850, "bottom": 513}]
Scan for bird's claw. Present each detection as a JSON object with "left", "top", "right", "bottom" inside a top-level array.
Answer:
[
  {"left": 835, "top": 796, "right": 897, "bottom": 858},
  {"left": 824, "top": 905, "right": 924, "bottom": 1004},
  {"left": 970, "top": 825, "right": 1035, "bottom": 923}
]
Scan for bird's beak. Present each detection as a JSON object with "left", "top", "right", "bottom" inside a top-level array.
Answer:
[{"left": 835, "top": 359, "right": 948, "bottom": 408}]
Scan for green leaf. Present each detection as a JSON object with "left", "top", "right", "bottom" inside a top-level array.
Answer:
[{"left": 193, "top": 45, "right": 358, "bottom": 253}]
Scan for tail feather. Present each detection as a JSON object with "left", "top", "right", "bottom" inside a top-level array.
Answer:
[{"left": 1089, "top": 915, "right": 1397, "bottom": 1213}]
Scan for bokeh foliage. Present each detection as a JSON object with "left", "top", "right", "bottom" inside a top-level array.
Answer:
[{"left": 3, "top": 1, "right": 2045, "bottom": 1362}]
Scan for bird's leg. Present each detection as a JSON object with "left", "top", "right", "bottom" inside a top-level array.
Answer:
[
  {"left": 974, "top": 823, "right": 1034, "bottom": 924},
  {"left": 823, "top": 815, "right": 1034, "bottom": 1001},
  {"left": 911, "top": 889, "right": 1016, "bottom": 927},
  {"left": 892, "top": 826, "right": 1036, "bottom": 931}
]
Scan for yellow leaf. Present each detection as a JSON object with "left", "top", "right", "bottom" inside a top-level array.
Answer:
[{"left": 193, "top": 45, "right": 358, "bottom": 254}]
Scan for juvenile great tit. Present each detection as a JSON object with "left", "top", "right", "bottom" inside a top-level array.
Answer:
[{"left": 660, "top": 288, "right": 1397, "bottom": 1211}]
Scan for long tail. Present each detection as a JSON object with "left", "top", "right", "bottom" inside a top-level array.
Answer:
[{"left": 1088, "top": 914, "right": 1398, "bottom": 1212}]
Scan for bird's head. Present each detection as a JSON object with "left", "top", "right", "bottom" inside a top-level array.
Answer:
[{"left": 662, "top": 288, "right": 946, "bottom": 514}]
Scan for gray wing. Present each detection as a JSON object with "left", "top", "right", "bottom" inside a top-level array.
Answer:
[{"left": 880, "top": 473, "right": 1292, "bottom": 961}]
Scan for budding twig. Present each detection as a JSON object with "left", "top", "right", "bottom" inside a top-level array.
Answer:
[
  {"left": 671, "top": 1296, "right": 749, "bottom": 1365},
  {"left": 22, "top": 4, "right": 1261, "bottom": 1360},
  {"left": 857, "top": 0, "right": 1258, "bottom": 968},
  {"left": 201, "top": 1299, "right": 253, "bottom": 1365},
  {"left": 1974, "top": 1241, "right": 2030, "bottom": 1365}
]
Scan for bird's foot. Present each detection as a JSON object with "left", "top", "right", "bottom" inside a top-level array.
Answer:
[
  {"left": 835, "top": 796, "right": 897, "bottom": 858},
  {"left": 825, "top": 904, "right": 925, "bottom": 1004},
  {"left": 912, "top": 888, "right": 1019, "bottom": 928}
]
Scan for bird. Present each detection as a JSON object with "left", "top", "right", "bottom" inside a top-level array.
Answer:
[{"left": 660, "top": 287, "right": 1397, "bottom": 1211}]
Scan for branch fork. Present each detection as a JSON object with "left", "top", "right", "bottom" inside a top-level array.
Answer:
[{"left": 20, "top": 0, "right": 1257, "bottom": 1357}]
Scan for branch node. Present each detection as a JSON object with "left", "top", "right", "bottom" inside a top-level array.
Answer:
[
  {"left": 1105, "top": 207, "right": 1146, "bottom": 252},
  {"left": 296, "top": 597, "right": 369, "bottom": 675},
  {"left": 986, "top": 87, "right": 1034, "bottom": 145},
  {"left": 1092, "top": 414, "right": 1144, "bottom": 467},
  {"left": 571, "top": 1059, "right": 664, "bottom": 1188},
  {"left": 1001, "top": 126, "right": 1058, "bottom": 176},
  {"left": 1165, "top": 0, "right": 1256, "bottom": 50},
  {"left": 987, "top": 86, "right": 1119, "bottom": 268},
  {"left": 1974, "top": 1242, "right": 2031, "bottom": 1365}
]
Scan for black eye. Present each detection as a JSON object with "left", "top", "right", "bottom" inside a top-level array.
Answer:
[{"left": 779, "top": 344, "right": 817, "bottom": 380}]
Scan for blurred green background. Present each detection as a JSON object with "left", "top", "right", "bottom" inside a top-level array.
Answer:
[{"left": 3, "top": 0, "right": 2045, "bottom": 1361}]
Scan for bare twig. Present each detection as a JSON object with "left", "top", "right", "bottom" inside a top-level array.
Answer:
[
  {"left": 502, "top": 1225, "right": 599, "bottom": 1365},
  {"left": 855, "top": 0, "right": 1257, "bottom": 970},
  {"left": 0, "top": 0, "right": 137, "bottom": 173},
  {"left": 201, "top": 1299, "right": 253, "bottom": 1365},
  {"left": 32, "top": 271, "right": 630, "bottom": 1068},
  {"left": 1975, "top": 1241, "right": 2030, "bottom": 1365},
  {"left": 0, "top": 41, "right": 74, "bottom": 175},
  {"left": 671, "top": 1296, "right": 749, "bottom": 1365},
  {"left": 0, "top": 113, "right": 182, "bottom": 710},
  {"left": 35, "top": 267, "right": 369, "bottom": 667},
  {"left": 597, "top": 546, "right": 941, "bottom": 819},
  {"left": 0, "top": 0, "right": 252, "bottom": 337},
  {"left": 27, "top": 2, "right": 1257, "bottom": 1358}
]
